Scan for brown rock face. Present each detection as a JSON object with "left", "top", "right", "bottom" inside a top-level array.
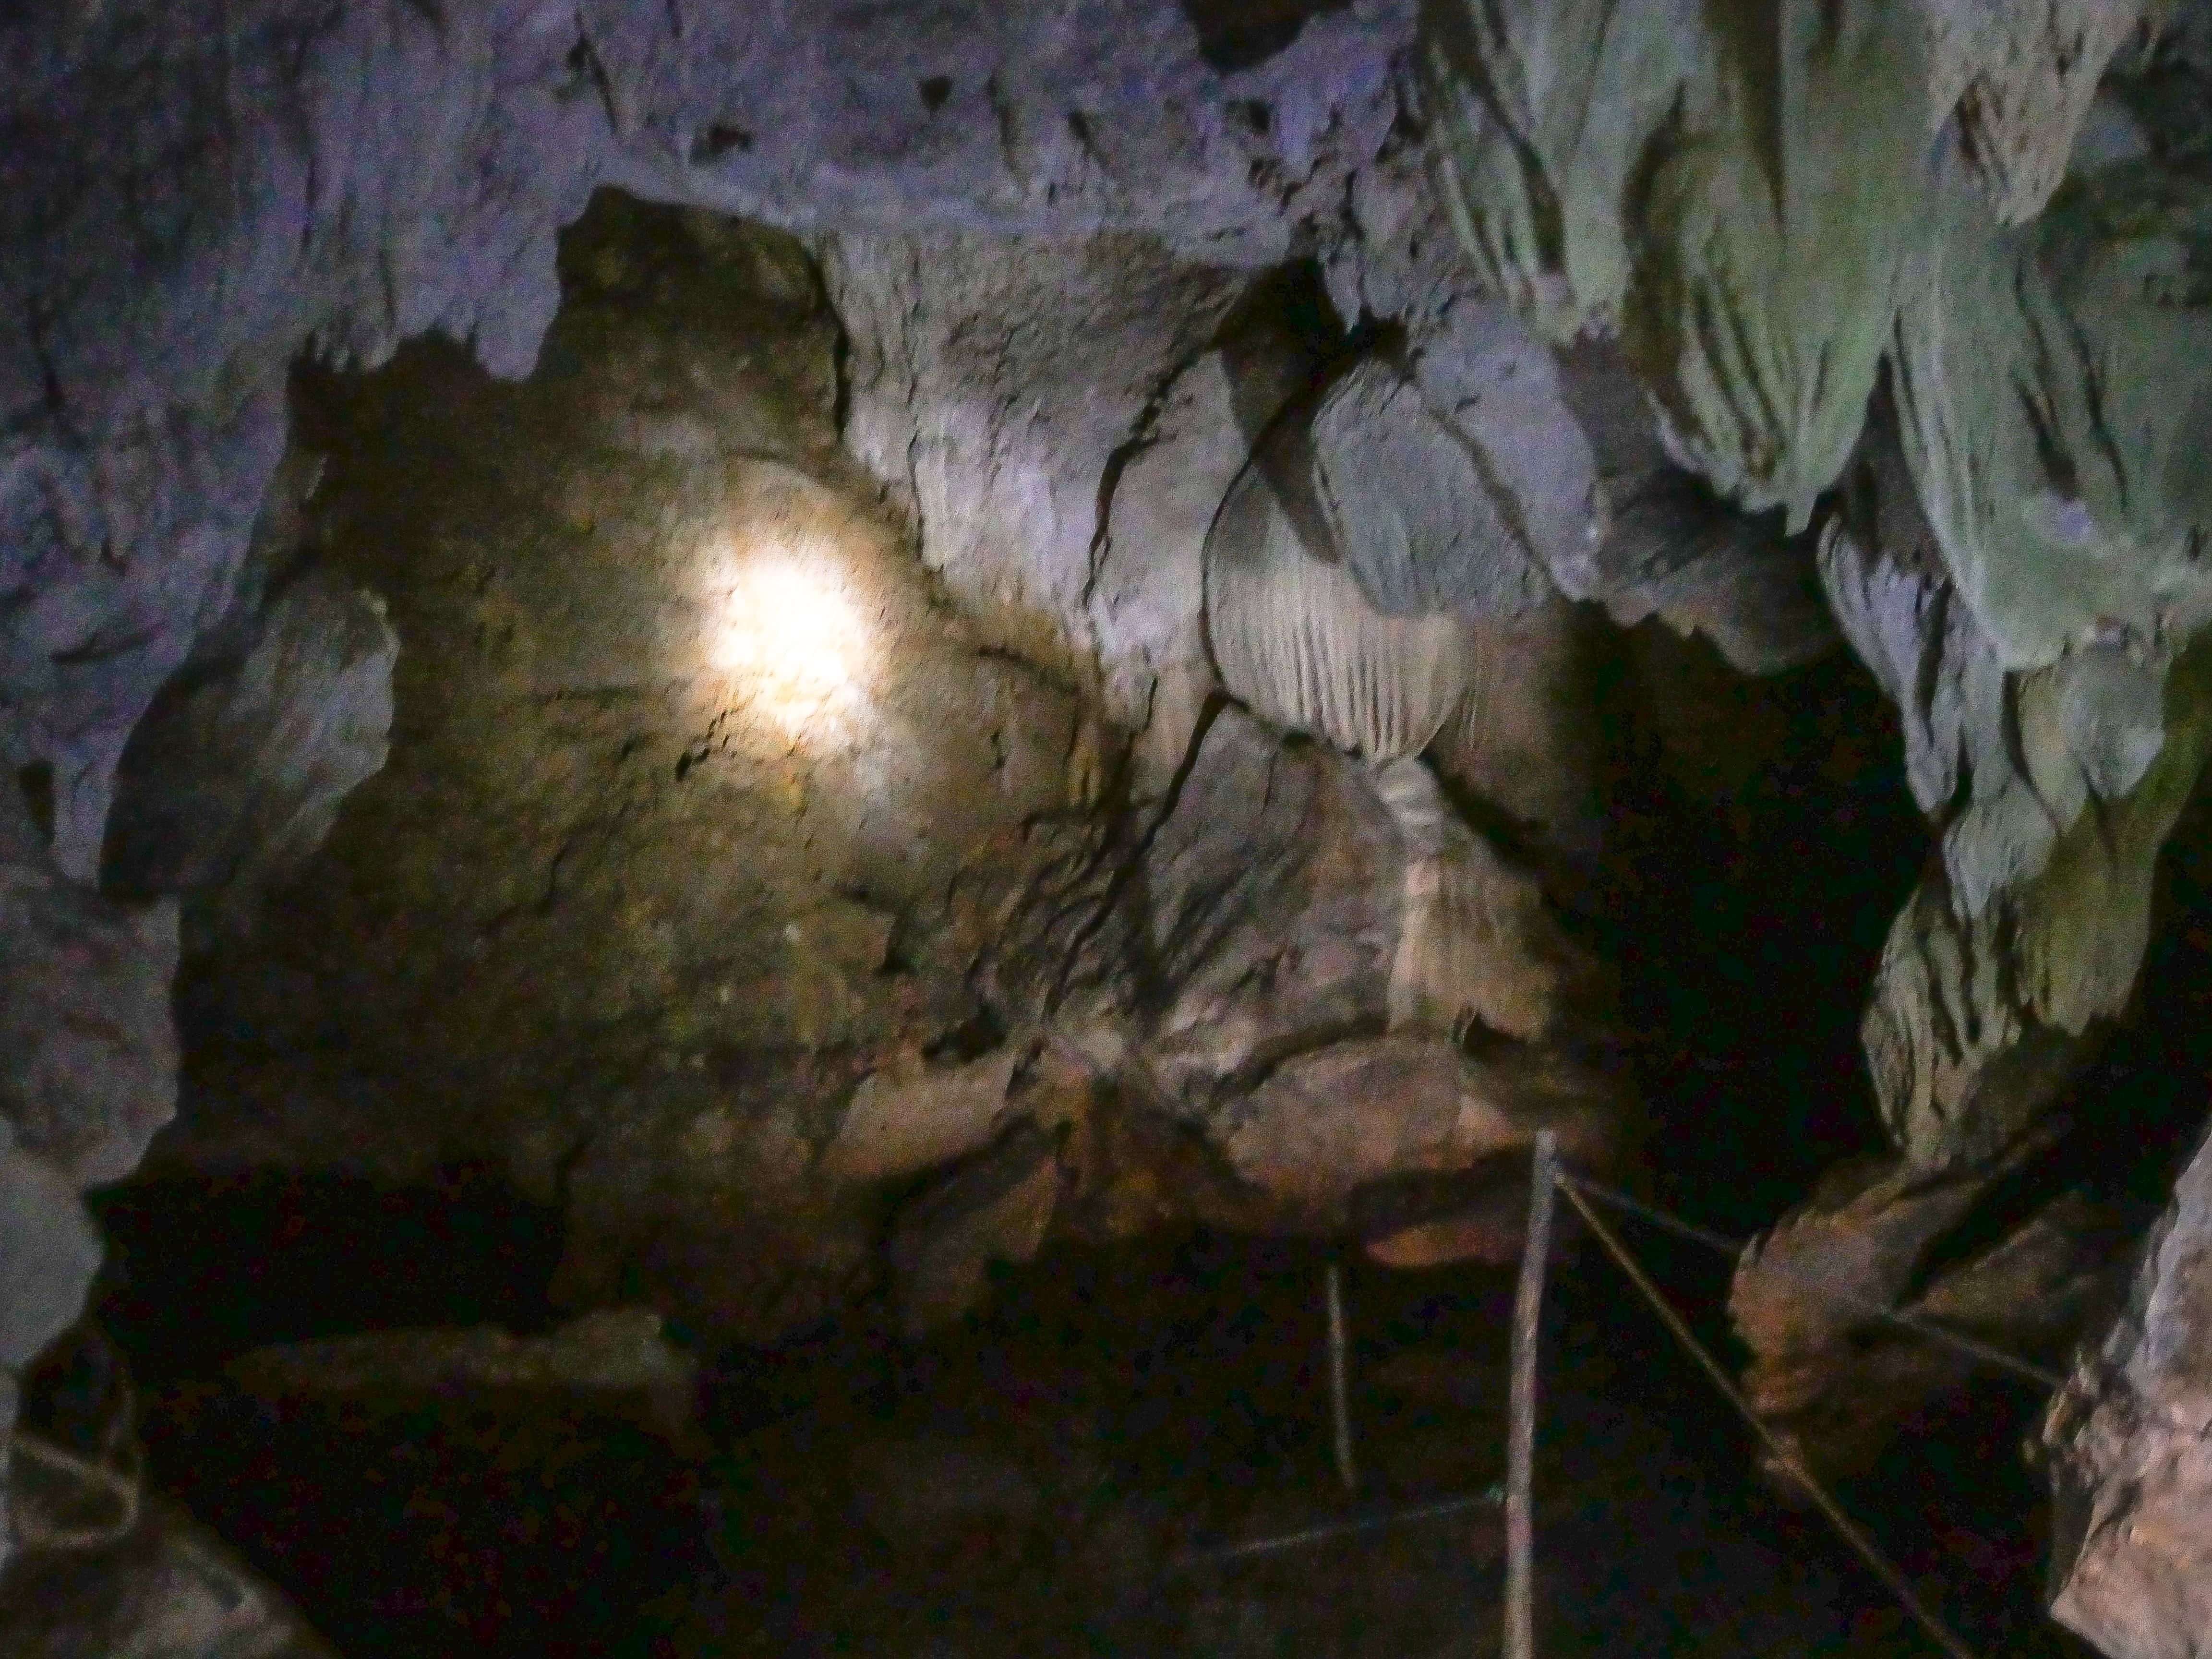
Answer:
[
  {"left": 1729, "top": 1132, "right": 2140, "bottom": 1495},
  {"left": 158, "top": 203, "right": 1090, "bottom": 1341},
  {"left": 982, "top": 705, "right": 1634, "bottom": 1264}
]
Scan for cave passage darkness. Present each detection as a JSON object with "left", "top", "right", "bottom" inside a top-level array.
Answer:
[{"left": 9, "top": 11, "right": 2212, "bottom": 1649}]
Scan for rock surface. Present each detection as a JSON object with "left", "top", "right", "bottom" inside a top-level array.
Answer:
[
  {"left": 5, "top": 1, "right": 2212, "bottom": 1648},
  {"left": 103, "top": 567, "right": 398, "bottom": 945},
  {"left": 1732, "top": 1141, "right": 2138, "bottom": 1491},
  {"left": 138, "top": 204, "right": 1638, "bottom": 1342},
  {"left": 979, "top": 706, "right": 1632, "bottom": 1260},
  {"left": 0, "top": 785, "right": 180, "bottom": 1571},
  {"left": 0, "top": 1496, "right": 336, "bottom": 1659},
  {"left": 223, "top": 1306, "right": 706, "bottom": 1458},
  {"left": 2045, "top": 1125, "right": 2212, "bottom": 1659}
]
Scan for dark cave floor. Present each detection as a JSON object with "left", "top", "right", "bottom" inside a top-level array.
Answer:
[{"left": 77, "top": 1187, "right": 2092, "bottom": 1659}]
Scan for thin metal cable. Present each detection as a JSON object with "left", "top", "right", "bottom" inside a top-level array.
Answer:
[
  {"left": 1169, "top": 1487, "right": 1504, "bottom": 1570},
  {"left": 1557, "top": 1172, "right": 2067, "bottom": 1391},
  {"left": 1555, "top": 1176, "right": 1984, "bottom": 1659},
  {"left": 1258, "top": 1047, "right": 2060, "bottom": 1390}
]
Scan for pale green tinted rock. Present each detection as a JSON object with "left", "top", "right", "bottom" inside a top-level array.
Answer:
[
  {"left": 1419, "top": 0, "right": 1702, "bottom": 338},
  {"left": 1866, "top": 634, "right": 2212, "bottom": 1167},
  {"left": 1894, "top": 94, "right": 2212, "bottom": 671},
  {"left": 1422, "top": 0, "right": 1931, "bottom": 526},
  {"left": 1924, "top": 0, "right": 2147, "bottom": 225}
]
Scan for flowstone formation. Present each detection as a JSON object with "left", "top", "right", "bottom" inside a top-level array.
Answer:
[
  {"left": 1417, "top": 0, "right": 2212, "bottom": 1568},
  {"left": 2, "top": 0, "right": 2211, "bottom": 1652}
]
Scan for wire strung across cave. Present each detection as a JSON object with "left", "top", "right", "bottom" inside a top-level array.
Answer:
[
  {"left": 1557, "top": 1172, "right": 2068, "bottom": 1391},
  {"left": 1168, "top": 1485, "right": 1505, "bottom": 1571},
  {"left": 1178, "top": 1150, "right": 2011, "bottom": 1655},
  {"left": 1252, "top": 1035, "right": 2065, "bottom": 1390},
  {"left": 1548, "top": 1166, "right": 1985, "bottom": 1659}
]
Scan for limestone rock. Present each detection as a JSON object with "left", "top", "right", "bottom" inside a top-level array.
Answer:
[
  {"left": 1922, "top": 0, "right": 2150, "bottom": 224},
  {"left": 1, "top": 391, "right": 295, "bottom": 886},
  {"left": 0, "top": 765, "right": 174, "bottom": 1577},
  {"left": 1422, "top": 0, "right": 1931, "bottom": 527},
  {"left": 1827, "top": 400, "right": 2212, "bottom": 1167},
  {"left": 1733, "top": 1145, "right": 2134, "bottom": 1491},
  {"left": 151, "top": 227, "right": 1084, "bottom": 1340},
  {"left": 223, "top": 1306, "right": 705, "bottom": 1458},
  {"left": 1203, "top": 415, "right": 1609, "bottom": 857},
  {"left": 1547, "top": 339, "right": 1836, "bottom": 678},
  {"left": 1363, "top": 1192, "right": 1528, "bottom": 1268},
  {"left": 1425, "top": 599, "right": 1609, "bottom": 867},
  {"left": 1296, "top": 355, "right": 1555, "bottom": 623},
  {"left": 1864, "top": 635, "right": 2212, "bottom": 1168},
  {"left": 1204, "top": 461, "right": 1478, "bottom": 761},
  {"left": 986, "top": 708, "right": 1629, "bottom": 1246},
  {"left": 0, "top": 1133, "right": 101, "bottom": 1574},
  {"left": 3, "top": 0, "right": 1412, "bottom": 901},
  {"left": 822, "top": 1046, "right": 1025, "bottom": 1186},
  {"left": 103, "top": 569, "right": 398, "bottom": 941},
  {"left": 1819, "top": 409, "right": 2019, "bottom": 833},
  {"left": 1079, "top": 345, "right": 1257, "bottom": 793},
  {"left": 0, "top": 812, "right": 179, "bottom": 1191},
  {"left": 550, "top": 1069, "right": 880, "bottom": 1347},
  {"left": 1219, "top": 1034, "right": 1619, "bottom": 1233},
  {"left": 1321, "top": 146, "right": 1608, "bottom": 610},
  {"left": 1373, "top": 755, "right": 1602, "bottom": 1043},
  {"left": 0, "top": 1129, "right": 101, "bottom": 1376},
  {"left": 889, "top": 1125, "right": 1065, "bottom": 1336},
  {"left": 821, "top": 230, "right": 1245, "bottom": 699},
  {"left": 1892, "top": 66, "right": 2212, "bottom": 673},
  {"left": 1582, "top": 470, "right": 1836, "bottom": 678},
  {"left": 2045, "top": 1124, "right": 2212, "bottom": 1659},
  {"left": 1113, "top": 708, "right": 1406, "bottom": 1102}
]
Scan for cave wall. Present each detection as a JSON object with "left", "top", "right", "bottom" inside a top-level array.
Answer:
[
  {"left": 147, "top": 195, "right": 1634, "bottom": 1347},
  {"left": 2, "top": 0, "right": 2211, "bottom": 1642},
  {"left": 158, "top": 201, "right": 1096, "bottom": 1337}
]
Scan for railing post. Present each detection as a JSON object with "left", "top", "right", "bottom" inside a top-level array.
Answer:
[
  {"left": 1504, "top": 1130, "right": 1559, "bottom": 1659},
  {"left": 1326, "top": 1259, "right": 1357, "bottom": 1495}
]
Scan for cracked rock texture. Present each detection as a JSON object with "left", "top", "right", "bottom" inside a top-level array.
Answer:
[
  {"left": 0, "top": 782, "right": 179, "bottom": 1573},
  {"left": 158, "top": 204, "right": 1092, "bottom": 1339},
  {"left": 1732, "top": 1134, "right": 2140, "bottom": 1491},
  {"left": 1, "top": 0, "right": 1408, "bottom": 918},
  {"left": 148, "top": 201, "right": 1630, "bottom": 1346},
  {"left": 2045, "top": 1123, "right": 2212, "bottom": 1659}
]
